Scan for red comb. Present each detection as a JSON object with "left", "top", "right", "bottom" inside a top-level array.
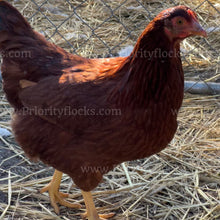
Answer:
[{"left": 187, "top": 9, "right": 198, "bottom": 20}]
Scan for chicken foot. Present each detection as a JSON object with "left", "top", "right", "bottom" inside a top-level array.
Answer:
[
  {"left": 81, "top": 191, "right": 115, "bottom": 220},
  {"left": 40, "top": 169, "right": 81, "bottom": 214}
]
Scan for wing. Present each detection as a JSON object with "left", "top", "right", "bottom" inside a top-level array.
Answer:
[
  {"left": 18, "top": 70, "right": 116, "bottom": 135},
  {"left": 18, "top": 56, "right": 126, "bottom": 126}
]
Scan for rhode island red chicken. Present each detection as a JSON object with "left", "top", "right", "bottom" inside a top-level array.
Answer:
[{"left": 0, "top": 1, "right": 206, "bottom": 219}]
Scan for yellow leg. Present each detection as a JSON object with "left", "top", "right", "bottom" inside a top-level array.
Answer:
[
  {"left": 40, "top": 169, "right": 81, "bottom": 214},
  {"left": 81, "top": 191, "right": 114, "bottom": 220}
]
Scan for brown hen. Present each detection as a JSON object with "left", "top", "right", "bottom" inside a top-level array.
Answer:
[{"left": 0, "top": 1, "right": 206, "bottom": 219}]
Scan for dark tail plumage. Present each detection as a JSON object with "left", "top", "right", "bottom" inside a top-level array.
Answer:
[
  {"left": 0, "top": 1, "right": 32, "bottom": 35},
  {"left": 0, "top": 1, "right": 73, "bottom": 109}
]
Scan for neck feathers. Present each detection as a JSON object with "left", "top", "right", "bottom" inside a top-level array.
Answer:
[{"left": 111, "top": 22, "right": 183, "bottom": 108}]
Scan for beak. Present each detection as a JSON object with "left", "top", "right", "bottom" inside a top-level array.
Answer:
[{"left": 190, "top": 20, "right": 207, "bottom": 37}]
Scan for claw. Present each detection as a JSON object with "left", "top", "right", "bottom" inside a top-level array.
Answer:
[
  {"left": 81, "top": 190, "right": 115, "bottom": 220},
  {"left": 40, "top": 170, "right": 81, "bottom": 214},
  {"left": 82, "top": 212, "right": 115, "bottom": 220}
]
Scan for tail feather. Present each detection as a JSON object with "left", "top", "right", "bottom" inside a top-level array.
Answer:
[
  {"left": 0, "top": 1, "right": 31, "bottom": 34},
  {"left": 0, "top": 1, "right": 51, "bottom": 109},
  {"left": 0, "top": 1, "right": 84, "bottom": 109}
]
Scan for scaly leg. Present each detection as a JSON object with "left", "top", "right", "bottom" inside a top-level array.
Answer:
[
  {"left": 81, "top": 190, "right": 114, "bottom": 220},
  {"left": 40, "top": 169, "right": 81, "bottom": 214}
]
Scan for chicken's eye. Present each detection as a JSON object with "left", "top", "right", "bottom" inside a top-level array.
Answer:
[{"left": 177, "top": 19, "right": 184, "bottom": 25}]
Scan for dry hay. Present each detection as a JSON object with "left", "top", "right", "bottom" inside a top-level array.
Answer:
[{"left": 0, "top": 0, "right": 220, "bottom": 220}]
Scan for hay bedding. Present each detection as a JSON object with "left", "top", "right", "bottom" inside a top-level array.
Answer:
[{"left": 0, "top": 0, "right": 220, "bottom": 219}]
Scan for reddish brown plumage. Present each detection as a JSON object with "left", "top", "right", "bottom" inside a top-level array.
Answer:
[{"left": 0, "top": 2, "right": 205, "bottom": 191}]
